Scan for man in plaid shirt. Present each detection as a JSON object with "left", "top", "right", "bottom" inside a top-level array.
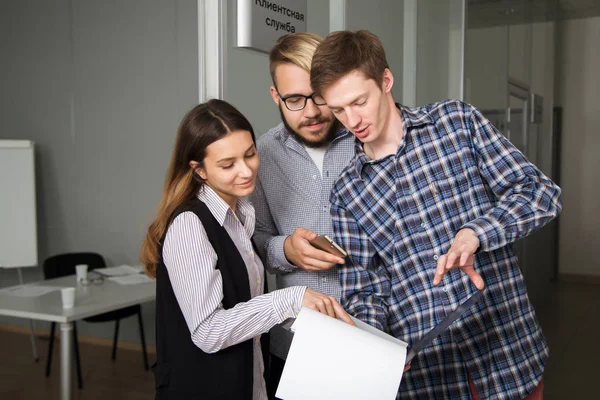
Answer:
[{"left": 310, "top": 30, "right": 561, "bottom": 399}]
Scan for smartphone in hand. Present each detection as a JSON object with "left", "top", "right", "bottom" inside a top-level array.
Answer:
[{"left": 308, "top": 235, "right": 348, "bottom": 258}]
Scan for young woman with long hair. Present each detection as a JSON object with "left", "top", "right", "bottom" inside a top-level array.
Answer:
[{"left": 141, "top": 99, "right": 351, "bottom": 399}]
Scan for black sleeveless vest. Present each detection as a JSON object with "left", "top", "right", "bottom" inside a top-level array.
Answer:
[{"left": 153, "top": 198, "right": 269, "bottom": 399}]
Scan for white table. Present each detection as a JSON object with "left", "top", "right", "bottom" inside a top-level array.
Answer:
[{"left": 0, "top": 274, "right": 155, "bottom": 400}]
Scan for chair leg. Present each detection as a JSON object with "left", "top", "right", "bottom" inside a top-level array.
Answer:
[
  {"left": 137, "top": 309, "right": 149, "bottom": 371},
  {"left": 112, "top": 319, "right": 120, "bottom": 361},
  {"left": 45, "top": 322, "right": 56, "bottom": 377},
  {"left": 73, "top": 322, "right": 83, "bottom": 389}
]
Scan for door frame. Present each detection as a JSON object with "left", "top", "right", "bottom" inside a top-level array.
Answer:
[{"left": 198, "top": 0, "right": 227, "bottom": 101}]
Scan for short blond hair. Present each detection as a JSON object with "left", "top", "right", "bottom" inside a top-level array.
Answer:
[{"left": 269, "top": 32, "right": 323, "bottom": 85}]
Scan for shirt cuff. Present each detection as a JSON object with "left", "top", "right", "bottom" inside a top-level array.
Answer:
[
  {"left": 271, "top": 286, "right": 307, "bottom": 322},
  {"left": 268, "top": 235, "right": 298, "bottom": 273},
  {"left": 462, "top": 215, "right": 507, "bottom": 252}
]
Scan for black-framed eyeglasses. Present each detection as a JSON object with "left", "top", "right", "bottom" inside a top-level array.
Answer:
[{"left": 279, "top": 92, "right": 327, "bottom": 111}]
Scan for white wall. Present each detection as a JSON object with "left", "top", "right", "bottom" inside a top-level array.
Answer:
[
  {"left": 415, "top": 0, "right": 465, "bottom": 105},
  {"left": 508, "top": 23, "right": 532, "bottom": 85},
  {"left": 416, "top": 0, "right": 450, "bottom": 105},
  {"left": 0, "top": 0, "right": 199, "bottom": 343},
  {"left": 345, "top": 0, "right": 404, "bottom": 101},
  {"left": 555, "top": 16, "right": 600, "bottom": 277},
  {"left": 465, "top": 25, "right": 508, "bottom": 111}
]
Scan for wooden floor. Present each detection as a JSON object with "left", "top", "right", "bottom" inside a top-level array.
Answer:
[{"left": 0, "top": 329, "right": 155, "bottom": 400}]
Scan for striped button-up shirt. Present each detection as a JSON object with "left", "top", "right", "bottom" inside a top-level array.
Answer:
[
  {"left": 330, "top": 100, "right": 562, "bottom": 399},
  {"left": 163, "top": 185, "right": 306, "bottom": 400},
  {"left": 251, "top": 123, "right": 355, "bottom": 359}
]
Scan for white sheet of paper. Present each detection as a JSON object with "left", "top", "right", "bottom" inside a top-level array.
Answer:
[
  {"left": 0, "top": 285, "right": 61, "bottom": 297},
  {"left": 276, "top": 307, "right": 407, "bottom": 400},
  {"left": 107, "top": 274, "right": 153, "bottom": 285},
  {"left": 94, "top": 265, "right": 142, "bottom": 276}
]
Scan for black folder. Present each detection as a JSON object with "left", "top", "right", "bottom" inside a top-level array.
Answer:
[
  {"left": 280, "top": 288, "right": 485, "bottom": 366},
  {"left": 405, "top": 289, "right": 484, "bottom": 364}
]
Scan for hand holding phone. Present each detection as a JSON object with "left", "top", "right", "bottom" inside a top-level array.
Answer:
[
  {"left": 284, "top": 229, "right": 345, "bottom": 272},
  {"left": 308, "top": 235, "right": 347, "bottom": 259}
]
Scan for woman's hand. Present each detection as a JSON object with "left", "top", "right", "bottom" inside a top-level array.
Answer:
[{"left": 301, "top": 288, "right": 355, "bottom": 326}]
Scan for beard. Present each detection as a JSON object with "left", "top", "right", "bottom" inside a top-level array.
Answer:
[{"left": 279, "top": 106, "right": 340, "bottom": 148}]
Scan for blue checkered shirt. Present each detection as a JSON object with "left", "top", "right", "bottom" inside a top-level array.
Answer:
[
  {"left": 251, "top": 123, "right": 355, "bottom": 359},
  {"left": 330, "top": 100, "right": 562, "bottom": 399}
]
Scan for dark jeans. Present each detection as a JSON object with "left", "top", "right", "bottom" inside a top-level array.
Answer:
[{"left": 267, "top": 355, "right": 286, "bottom": 400}]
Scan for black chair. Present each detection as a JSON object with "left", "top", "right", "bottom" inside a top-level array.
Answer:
[{"left": 44, "top": 252, "right": 149, "bottom": 388}]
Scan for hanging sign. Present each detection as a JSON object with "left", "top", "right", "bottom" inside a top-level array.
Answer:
[{"left": 237, "top": 0, "right": 308, "bottom": 53}]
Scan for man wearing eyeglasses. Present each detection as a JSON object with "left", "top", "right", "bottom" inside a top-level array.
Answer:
[{"left": 250, "top": 32, "right": 355, "bottom": 399}]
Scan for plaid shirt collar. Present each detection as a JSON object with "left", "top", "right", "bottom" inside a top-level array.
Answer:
[{"left": 353, "top": 103, "right": 435, "bottom": 176}]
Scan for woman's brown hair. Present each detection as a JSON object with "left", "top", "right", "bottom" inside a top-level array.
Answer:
[{"left": 140, "top": 99, "right": 255, "bottom": 277}]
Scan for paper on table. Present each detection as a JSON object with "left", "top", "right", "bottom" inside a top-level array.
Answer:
[
  {"left": 94, "top": 265, "right": 142, "bottom": 276},
  {"left": 0, "top": 285, "right": 61, "bottom": 297},
  {"left": 107, "top": 274, "right": 153, "bottom": 285},
  {"left": 276, "top": 307, "right": 408, "bottom": 400}
]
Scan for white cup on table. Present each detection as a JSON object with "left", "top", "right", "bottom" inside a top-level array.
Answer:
[
  {"left": 61, "top": 287, "right": 76, "bottom": 309},
  {"left": 75, "top": 264, "right": 88, "bottom": 283}
]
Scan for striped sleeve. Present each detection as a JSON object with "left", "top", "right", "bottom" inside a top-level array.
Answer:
[{"left": 163, "top": 212, "right": 306, "bottom": 354}]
